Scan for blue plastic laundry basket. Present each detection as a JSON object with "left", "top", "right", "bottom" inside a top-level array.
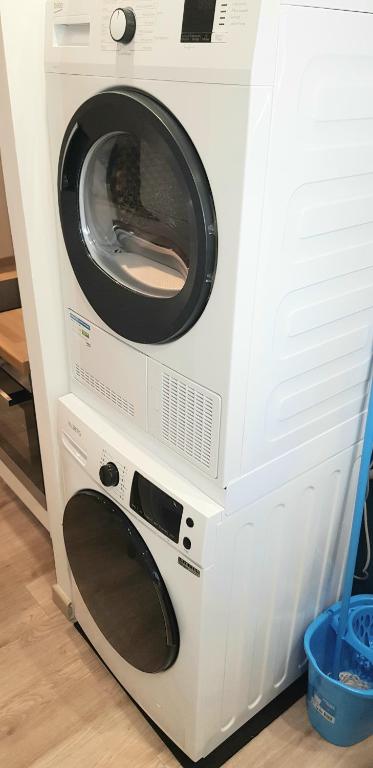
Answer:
[{"left": 305, "top": 596, "right": 373, "bottom": 747}]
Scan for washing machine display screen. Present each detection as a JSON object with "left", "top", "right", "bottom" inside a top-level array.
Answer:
[
  {"left": 130, "top": 472, "right": 183, "bottom": 543},
  {"left": 181, "top": 0, "right": 217, "bottom": 43}
]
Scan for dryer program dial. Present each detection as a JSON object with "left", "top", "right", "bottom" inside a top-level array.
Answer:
[{"left": 109, "top": 7, "right": 136, "bottom": 44}]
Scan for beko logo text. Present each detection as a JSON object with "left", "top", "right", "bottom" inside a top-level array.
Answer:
[{"left": 68, "top": 421, "right": 82, "bottom": 438}]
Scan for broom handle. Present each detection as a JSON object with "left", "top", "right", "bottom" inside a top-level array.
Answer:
[{"left": 333, "top": 372, "right": 373, "bottom": 679}]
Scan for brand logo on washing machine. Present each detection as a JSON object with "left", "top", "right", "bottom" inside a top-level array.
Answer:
[
  {"left": 178, "top": 557, "right": 200, "bottom": 578},
  {"left": 68, "top": 420, "right": 82, "bottom": 439},
  {"left": 54, "top": 1, "right": 64, "bottom": 13}
]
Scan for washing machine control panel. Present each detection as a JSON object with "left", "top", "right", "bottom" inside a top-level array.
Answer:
[
  {"left": 130, "top": 471, "right": 183, "bottom": 544},
  {"left": 95, "top": 445, "right": 216, "bottom": 565},
  {"left": 99, "top": 461, "right": 120, "bottom": 487},
  {"left": 60, "top": 395, "right": 222, "bottom": 568},
  {"left": 109, "top": 7, "right": 136, "bottom": 44},
  {"left": 100, "top": 449, "right": 128, "bottom": 503}
]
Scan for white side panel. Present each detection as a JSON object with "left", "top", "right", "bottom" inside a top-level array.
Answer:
[
  {"left": 242, "top": 6, "right": 373, "bottom": 477},
  {"left": 220, "top": 445, "right": 358, "bottom": 734},
  {"left": 222, "top": 85, "right": 273, "bottom": 486}
]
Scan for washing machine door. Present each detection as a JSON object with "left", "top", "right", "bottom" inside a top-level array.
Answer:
[
  {"left": 63, "top": 490, "right": 179, "bottom": 673},
  {"left": 59, "top": 89, "right": 217, "bottom": 344}
]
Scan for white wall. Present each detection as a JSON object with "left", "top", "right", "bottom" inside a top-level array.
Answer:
[{"left": 0, "top": 1, "right": 71, "bottom": 592}]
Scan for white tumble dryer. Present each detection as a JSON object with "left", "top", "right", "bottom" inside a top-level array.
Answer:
[
  {"left": 46, "top": 0, "right": 373, "bottom": 503},
  {"left": 58, "top": 393, "right": 357, "bottom": 763}
]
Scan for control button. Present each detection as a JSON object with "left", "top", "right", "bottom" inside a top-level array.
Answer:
[
  {"left": 109, "top": 7, "right": 136, "bottom": 44},
  {"left": 99, "top": 462, "right": 120, "bottom": 488},
  {"left": 183, "top": 537, "right": 192, "bottom": 550},
  {"left": 186, "top": 518, "right": 194, "bottom": 528}
]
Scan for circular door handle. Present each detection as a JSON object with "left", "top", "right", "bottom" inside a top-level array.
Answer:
[{"left": 110, "top": 8, "right": 136, "bottom": 44}]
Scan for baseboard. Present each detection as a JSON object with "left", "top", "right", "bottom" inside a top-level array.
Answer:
[{"left": 52, "top": 584, "right": 74, "bottom": 621}]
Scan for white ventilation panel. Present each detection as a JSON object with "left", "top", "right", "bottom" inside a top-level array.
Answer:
[
  {"left": 68, "top": 311, "right": 147, "bottom": 431},
  {"left": 148, "top": 361, "right": 221, "bottom": 478},
  {"left": 74, "top": 363, "right": 135, "bottom": 418}
]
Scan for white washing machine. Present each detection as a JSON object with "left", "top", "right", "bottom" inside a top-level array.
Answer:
[
  {"left": 46, "top": 0, "right": 373, "bottom": 502},
  {"left": 58, "top": 393, "right": 358, "bottom": 763}
]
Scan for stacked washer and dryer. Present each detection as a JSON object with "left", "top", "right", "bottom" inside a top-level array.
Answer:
[{"left": 46, "top": 0, "right": 373, "bottom": 763}]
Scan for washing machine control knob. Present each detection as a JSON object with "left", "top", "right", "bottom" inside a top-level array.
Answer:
[
  {"left": 109, "top": 8, "right": 136, "bottom": 44},
  {"left": 99, "top": 462, "right": 120, "bottom": 488}
]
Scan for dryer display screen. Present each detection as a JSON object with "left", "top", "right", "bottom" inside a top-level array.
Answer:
[
  {"left": 130, "top": 472, "right": 183, "bottom": 543},
  {"left": 181, "top": 0, "right": 217, "bottom": 43}
]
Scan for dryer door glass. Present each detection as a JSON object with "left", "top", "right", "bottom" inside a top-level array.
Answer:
[
  {"left": 80, "top": 131, "right": 190, "bottom": 299},
  {"left": 63, "top": 490, "right": 179, "bottom": 674},
  {"left": 59, "top": 89, "right": 217, "bottom": 344}
]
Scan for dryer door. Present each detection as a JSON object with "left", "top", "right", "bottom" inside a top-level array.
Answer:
[
  {"left": 63, "top": 490, "right": 179, "bottom": 673},
  {"left": 59, "top": 89, "right": 217, "bottom": 344}
]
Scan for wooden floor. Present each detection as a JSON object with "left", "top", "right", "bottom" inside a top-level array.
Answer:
[{"left": 0, "top": 479, "right": 372, "bottom": 768}]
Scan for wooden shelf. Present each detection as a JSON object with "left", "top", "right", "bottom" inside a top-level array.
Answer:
[
  {"left": 0, "top": 308, "right": 29, "bottom": 376},
  {"left": 0, "top": 256, "right": 17, "bottom": 283}
]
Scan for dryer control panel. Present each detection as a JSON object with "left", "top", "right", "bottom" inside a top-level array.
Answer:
[
  {"left": 181, "top": 0, "right": 227, "bottom": 44},
  {"left": 99, "top": 0, "right": 258, "bottom": 68},
  {"left": 46, "top": 0, "right": 276, "bottom": 86}
]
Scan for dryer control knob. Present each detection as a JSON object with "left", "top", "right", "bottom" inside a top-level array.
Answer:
[
  {"left": 99, "top": 462, "right": 120, "bottom": 488},
  {"left": 109, "top": 8, "right": 136, "bottom": 44}
]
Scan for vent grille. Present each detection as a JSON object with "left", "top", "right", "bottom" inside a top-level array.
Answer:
[
  {"left": 74, "top": 363, "right": 135, "bottom": 418},
  {"left": 161, "top": 372, "right": 215, "bottom": 471}
]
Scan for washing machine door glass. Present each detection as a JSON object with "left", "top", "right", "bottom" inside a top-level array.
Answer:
[
  {"left": 59, "top": 89, "right": 217, "bottom": 344},
  {"left": 63, "top": 490, "right": 179, "bottom": 674}
]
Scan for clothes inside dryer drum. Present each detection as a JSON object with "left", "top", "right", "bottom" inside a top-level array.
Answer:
[{"left": 63, "top": 490, "right": 179, "bottom": 673}]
